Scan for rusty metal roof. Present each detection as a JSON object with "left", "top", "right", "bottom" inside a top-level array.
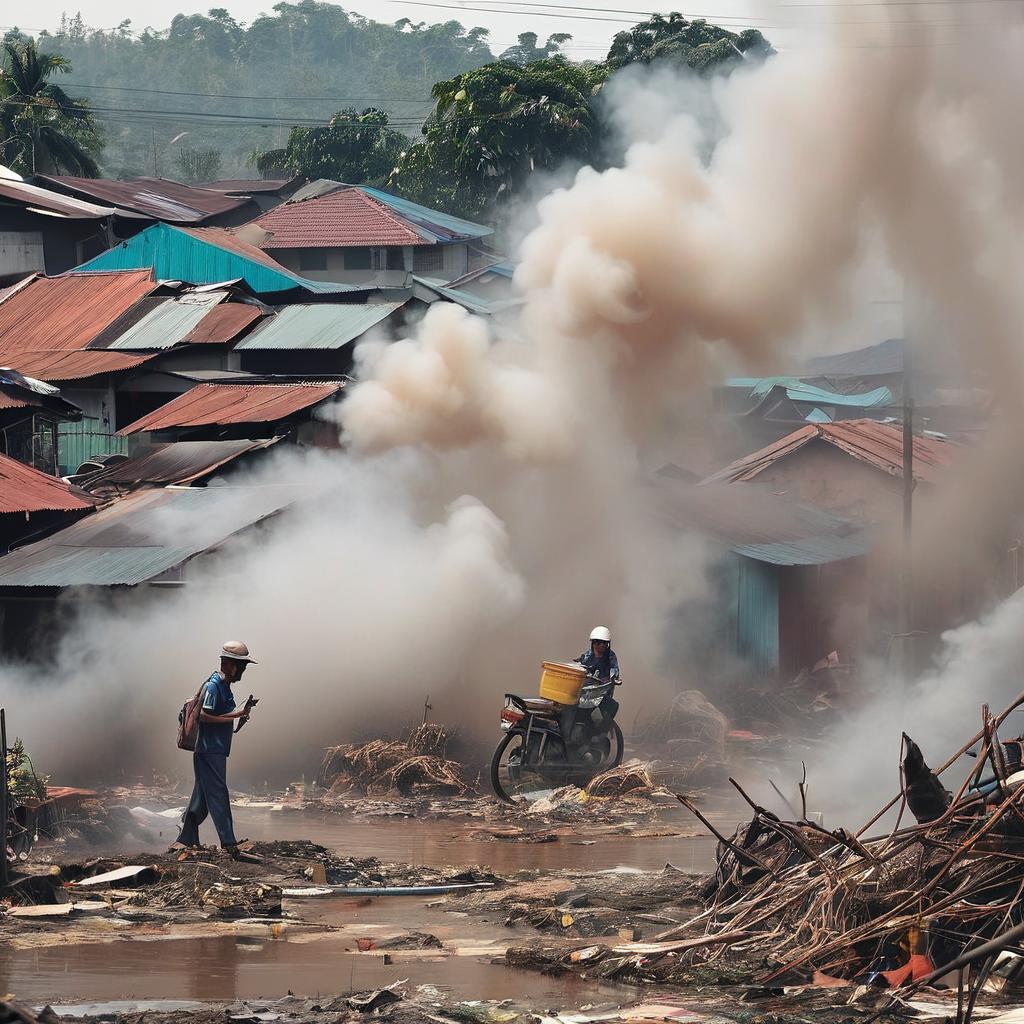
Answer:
[
  {"left": 0, "top": 177, "right": 137, "bottom": 219},
  {"left": 199, "top": 178, "right": 298, "bottom": 194},
  {"left": 0, "top": 452, "right": 94, "bottom": 514},
  {"left": 36, "top": 175, "right": 251, "bottom": 224},
  {"left": 253, "top": 188, "right": 429, "bottom": 249},
  {"left": 703, "top": 419, "right": 959, "bottom": 485},
  {"left": 0, "top": 484, "right": 294, "bottom": 587},
  {"left": 79, "top": 437, "right": 281, "bottom": 493},
  {"left": 2, "top": 350, "right": 155, "bottom": 382},
  {"left": 181, "top": 302, "right": 265, "bottom": 344},
  {"left": 118, "top": 381, "right": 345, "bottom": 434},
  {"left": 0, "top": 270, "right": 157, "bottom": 353}
]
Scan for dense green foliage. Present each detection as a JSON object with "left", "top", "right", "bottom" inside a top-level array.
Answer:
[
  {"left": 390, "top": 57, "right": 605, "bottom": 219},
  {"left": 252, "top": 106, "right": 409, "bottom": 185},
  {"left": 7, "top": 5, "right": 771, "bottom": 217},
  {"left": 0, "top": 39, "right": 103, "bottom": 176},
  {"left": 7, "top": 2, "right": 493, "bottom": 178}
]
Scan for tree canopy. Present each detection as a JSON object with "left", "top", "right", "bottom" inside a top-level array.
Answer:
[
  {"left": 252, "top": 107, "right": 409, "bottom": 184},
  {"left": 0, "top": 39, "right": 102, "bottom": 176}
]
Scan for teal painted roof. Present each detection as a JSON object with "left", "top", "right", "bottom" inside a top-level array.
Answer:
[
  {"left": 103, "top": 291, "right": 226, "bottom": 350},
  {"left": 236, "top": 301, "right": 405, "bottom": 350},
  {"left": 733, "top": 531, "right": 870, "bottom": 566},
  {"left": 725, "top": 376, "right": 894, "bottom": 408},
  {"left": 76, "top": 223, "right": 362, "bottom": 296}
]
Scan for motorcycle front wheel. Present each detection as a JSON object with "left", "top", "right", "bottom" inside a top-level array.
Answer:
[{"left": 490, "top": 731, "right": 560, "bottom": 803}]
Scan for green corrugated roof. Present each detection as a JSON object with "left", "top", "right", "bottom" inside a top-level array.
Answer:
[
  {"left": 76, "top": 223, "right": 362, "bottom": 296},
  {"left": 104, "top": 292, "right": 226, "bottom": 350},
  {"left": 235, "top": 301, "right": 405, "bottom": 350}
]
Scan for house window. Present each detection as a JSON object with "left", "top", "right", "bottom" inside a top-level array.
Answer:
[
  {"left": 299, "top": 249, "right": 327, "bottom": 271},
  {"left": 386, "top": 247, "right": 406, "bottom": 271},
  {"left": 344, "top": 247, "right": 372, "bottom": 270},
  {"left": 413, "top": 246, "right": 445, "bottom": 274}
]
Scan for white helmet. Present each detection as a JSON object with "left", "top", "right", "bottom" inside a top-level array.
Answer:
[{"left": 590, "top": 626, "right": 612, "bottom": 643}]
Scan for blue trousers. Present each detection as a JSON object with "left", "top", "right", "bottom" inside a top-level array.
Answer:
[{"left": 177, "top": 752, "right": 237, "bottom": 847}]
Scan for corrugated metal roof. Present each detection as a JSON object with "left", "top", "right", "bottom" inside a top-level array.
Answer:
[
  {"left": 37, "top": 175, "right": 250, "bottom": 223},
  {"left": 0, "top": 452, "right": 94, "bottom": 514},
  {"left": 0, "top": 178, "right": 136, "bottom": 219},
  {"left": 255, "top": 188, "right": 427, "bottom": 248},
  {"left": 235, "top": 302, "right": 404, "bottom": 350},
  {"left": 805, "top": 338, "right": 904, "bottom": 377},
  {"left": 182, "top": 302, "right": 265, "bottom": 344},
  {"left": 76, "top": 223, "right": 363, "bottom": 296},
  {"left": 1, "top": 350, "right": 155, "bottom": 381},
  {"left": 0, "top": 270, "right": 156, "bottom": 352},
  {"left": 97, "top": 292, "right": 227, "bottom": 351},
  {"left": 361, "top": 186, "right": 492, "bottom": 242},
  {"left": 0, "top": 485, "right": 294, "bottom": 586},
  {"left": 702, "top": 419, "right": 959, "bottom": 485},
  {"left": 655, "top": 478, "right": 869, "bottom": 566},
  {"left": 200, "top": 178, "right": 297, "bottom": 194},
  {"left": 411, "top": 276, "right": 519, "bottom": 316},
  {"left": 118, "top": 381, "right": 344, "bottom": 434},
  {"left": 80, "top": 437, "right": 280, "bottom": 492},
  {"left": 726, "top": 377, "right": 895, "bottom": 408}
]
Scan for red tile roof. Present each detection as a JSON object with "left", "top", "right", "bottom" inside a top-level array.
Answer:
[
  {"left": 0, "top": 453, "right": 94, "bottom": 514},
  {"left": 251, "top": 188, "right": 427, "bottom": 249},
  {"left": 2, "top": 350, "right": 155, "bottom": 382},
  {"left": 181, "top": 302, "right": 266, "bottom": 344},
  {"left": 703, "top": 419, "right": 959, "bottom": 485},
  {"left": 118, "top": 381, "right": 345, "bottom": 434},
  {"left": 0, "top": 270, "right": 157, "bottom": 353},
  {"left": 37, "top": 176, "right": 250, "bottom": 223}
]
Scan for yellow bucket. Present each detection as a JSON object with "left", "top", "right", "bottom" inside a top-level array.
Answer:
[{"left": 539, "top": 661, "right": 586, "bottom": 705}]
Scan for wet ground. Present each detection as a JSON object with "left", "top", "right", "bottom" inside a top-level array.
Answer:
[{"left": 0, "top": 799, "right": 730, "bottom": 1007}]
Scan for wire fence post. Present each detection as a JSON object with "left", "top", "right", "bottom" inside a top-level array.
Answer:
[{"left": 0, "top": 707, "right": 9, "bottom": 892}]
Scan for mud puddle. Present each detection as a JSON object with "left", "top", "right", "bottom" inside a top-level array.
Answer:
[{"left": 88, "top": 806, "right": 723, "bottom": 873}]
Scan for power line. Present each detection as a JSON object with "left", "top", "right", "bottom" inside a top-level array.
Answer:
[{"left": 65, "top": 82, "right": 434, "bottom": 103}]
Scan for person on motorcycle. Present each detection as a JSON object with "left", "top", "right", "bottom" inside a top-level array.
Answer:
[
  {"left": 561, "top": 627, "right": 621, "bottom": 758},
  {"left": 575, "top": 626, "right": 620, "bottom": 683}
]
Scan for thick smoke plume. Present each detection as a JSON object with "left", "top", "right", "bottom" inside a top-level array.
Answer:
[{"left": 5, "top": 16, "right": 1024, "bottom": 809}]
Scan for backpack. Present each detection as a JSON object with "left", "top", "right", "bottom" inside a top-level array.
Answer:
[{"left": 177, "top": 680, "right": 207, "bottom": 751}]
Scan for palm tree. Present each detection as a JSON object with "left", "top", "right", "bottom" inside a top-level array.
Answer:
[{"left": 0, "top": 40, "right": 102, "bottom": 176}]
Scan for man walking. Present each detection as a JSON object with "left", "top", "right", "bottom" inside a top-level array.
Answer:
[{"left": 173, "top": 641, "right": 258, "bottom": 861}]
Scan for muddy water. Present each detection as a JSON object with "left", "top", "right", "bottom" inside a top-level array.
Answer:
[
  {"left": 0, "top": 893, "right": 635, "bottom": 1006},
  {"left": 131, "top": 805, "right": 726, "bottom": 874}
]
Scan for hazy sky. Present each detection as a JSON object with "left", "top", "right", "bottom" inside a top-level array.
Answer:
[{"left": 1, "top": 0, "right": 813, "bottom": 61}]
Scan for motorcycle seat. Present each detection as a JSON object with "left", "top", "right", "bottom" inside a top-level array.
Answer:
[{"left": 522, "top": 697, "right": 561, "bottom": 716}]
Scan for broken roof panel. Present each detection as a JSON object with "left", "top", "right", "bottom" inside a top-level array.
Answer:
[
  {"left": 79, "top": 437, "right": 280, "bottom": 492},
  {"left": 234, "top": 301, "right": 404, "bottom": 350},
  {"left": 77, "top": 223, "right": 364, "bottom": 296},
  {"left": 181, "top": 302, "right": 265, "bottom": 344},
  {"left": 0, "top": 452, "right": 94, "bottom": 514},
  {"left": 0, "top": 270, "right": 156, "bottom": 352},
  {"left": 96, "top": 291, "right": 227, "bottom": 351},
  {"left": 725, "top": 377, "right": 895, "bottom": 409},
  {"left": 37, "top": 175, "right": 250, "bottom": 223},
  {"left": 702, "top": 419, "right": 958, "bottom": 485},
  {"left": 0, "top": 485, "right": 294, "bottom": 587},
  {"left": 0, "top": 177, "right": 139, "bottom": 219},
  {"left": 117, "top": 381, "right": 345, "bottom": 434}
]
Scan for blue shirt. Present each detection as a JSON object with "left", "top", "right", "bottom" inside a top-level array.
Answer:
[
  {"left": 195, "top": 672, "right": 235, "bottom": 756},
  {"left": 576, "top": 648, "right": 620, "bottom": 683}
]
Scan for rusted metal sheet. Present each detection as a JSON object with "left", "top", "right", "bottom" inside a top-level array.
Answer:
[
  {"left": 118, "top": 381, "right": 344, "bottom": 434},
  {"left": 182, "top": 302, "right": 265, "bottom": 344},
  {"left": 0, "top": 452, "right": 94, "bottom": 513},
  {"left": 37, "top": 175, "right": 250, "bottom": 223},
  {"left": 0, "top": 178, "right": 134, "bottom": 219},
  {"left": 199, "top": 178, "right": 298, "bottom": 194},
  {"left": 2, "top": 350, "right": 155, "bottom": 382},
  {"left": 0, "top": 270, "right": 156, "bottom": 353},
  {"left": 702, "top": 420, "right": 957, "bottom": 486},
  {"left": 81, "top": 437, "right": 280, "bottom": 491}
]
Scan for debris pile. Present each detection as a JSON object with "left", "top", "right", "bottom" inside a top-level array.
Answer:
[
  {"left": 318, "top": 724, "right": 472, "bottom": 796},
  {"left": 511, "top": 696, "right": 1024, "bottom": 1008}
]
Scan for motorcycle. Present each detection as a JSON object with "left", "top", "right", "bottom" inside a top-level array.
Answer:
[{"left": 490, "top": 677, "right": 624, "bottom": 802}]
